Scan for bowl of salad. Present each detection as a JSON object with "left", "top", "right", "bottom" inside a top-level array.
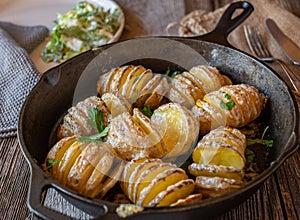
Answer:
[{"left": 41, "top": 0, "right": 124, "bottom": 64}]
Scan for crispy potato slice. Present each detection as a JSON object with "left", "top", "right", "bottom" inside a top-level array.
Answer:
[
  {"left": 192, "top": 126, "right": 246, "bottom": 170},
  {"left": 127, "top": 159, "right": 163, "bottom": 202},
  {"left": 144, "top": 77, "right": 170, "bottom": 109},
  {"left": 137, "top": 168, "right": 187, "bottom": 206},
  {"left": 101, "top": 92, "right": 132, "bottom": 117},
  {"left": 120, "top": 65, "right": 147, "bottom": 99},
  {"left": 182, "top": 71, "right": 207, "bottom": 98},
  {"left": 97, "top": 160, "right": 124, "bottom": 199},
  {"left": 56, "top": 141, "right": 86, "bottom": 185},
  {"left": 193, "top": 143, "right": 245, "bottom": 169},
  {"left": 134, "top": 74, "right": 162, "bottom": 108},
  {"left": 81, "top": 144, "right": 115, "bottom": 198},
  {"left": 188, "top": 163, "right": 244, "bottom": 180},
  {"left": 132, "top": 109, "right": 167, "bottom": 158},
  {"left": 168, "top": 77, "right": 195, "bottom": 108},
  {"left": 174, "top": 74, "right": 204, "bottom": 103},
  {"left": 44, "top": 136, "right": 77, "bottom": 176},
  {"left": 189, "top": 65, "right": 231, "bottom": 93},
  {"left": 195, "top": 176, "right": 244, "bottom": 198},
  {"left": 97, "top": 67, "right": 118, "bottom": 95},
  {"left": 133, "top": 163, "right": 176, "bottom": 204},
  {"left": 149, "top": 179, "right": 195, "bottom": 207},
  {"left": 120, "top": 157, "right": 149, "bottom": 192},
  {"left": 66, "top": 143, "right": 111, "bottom": 193},
  {"left": 170, "top": 193, "right": 203, "bottom": 207},
  {"left": 109, "top": 65, "right": 135, "bottom": 93}
]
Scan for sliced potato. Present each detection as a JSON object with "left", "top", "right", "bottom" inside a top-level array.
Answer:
[
  {"left": 192, "top": 126, "right": 246, "bottom": 170},
  {"left": 109, "top": 65, "right": 135, "bottom": 93},
  {"left": 137, "top": 168, "right": 187, "bottom": 206},
  {"left": 107, "top": 110, "right": 166, "bottom": 161},
  {"left": 188, "top": 163, "right": 244, "bottom": 180},
  {"left": 81, "top": 145, "right": 115, "bottom": 197},
  {"left": 58, "top": 96, "right": 111, "bottom": 139},
  {"left": 168, "top": 77, "right": 195, "bottom": 108},
  {"left": 44, "top": 136, "right": 77, "bottom": 176},
  {"left": 195, "top": 176, "right": 244, "bottom": 198},
  {"left": 144, "top": 77, "right": 170, "bottom": 109},
  {"left": 101, "top": 92, "right": 132, "bottom": 117},
  {"left": 133, "top": 163, "right": 176, "bottom": 204},
  {"left": 66, "top": 143, "right": 108, "bottom": 192},
  {"left": 128, "top": 69, "right": 153, "bottom": 102},
  {"left": 148, "top": 179, "right": 195, "bottom": 207},
  {"left": 120, "top": 65, "right": 147, "bottom": 99},
  {"left": 97, "top": 67, "right": 118, "bottom": 95},
  {"left": 151, "top": 103, "right": 199, "bottom": 161},
  {"left": 134, "top": 74, "right": 162, "bottom": 108},
  {"left": 55, "top": 141, "right": 86, "bottom": 185}
]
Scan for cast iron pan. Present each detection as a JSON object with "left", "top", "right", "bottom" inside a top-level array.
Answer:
[{"left": 18, "top": 1, "right": 300, "bottom": 219}]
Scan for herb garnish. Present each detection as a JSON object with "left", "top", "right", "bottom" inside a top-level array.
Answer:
[
  {"left": 77, "top": 126, "right": 110, "bottom": 143},
  {"left": 139, "top": 105, "right": 153, "bottom": 118},
  {"left": 165, "top": 67, "right": 182, "bottom": 79},
  {"left": 220, "top": 93, "right": 235, "bottom": 110},
  {"left": 46, "top": 158, "right": 64, "bottom": 171},
  {"left": 247, "top": 126, "right": 274, "bottom": 147},
  {"left": 78, "top": 107, "right": 110, "bottom": 144},
  {"left": 88, "top": 107, "right": 105, "bottom": 133},
  {"left": 245, "top": 148, "right": 255, "bottom": 164}
]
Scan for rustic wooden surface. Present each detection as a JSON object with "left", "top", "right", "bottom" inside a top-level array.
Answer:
[{"left": 1, "top": 0, "right": 300, "bottom": 219}]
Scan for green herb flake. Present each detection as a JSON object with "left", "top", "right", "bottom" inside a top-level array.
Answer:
[
  {"left": 220, "top": 93, "right": 235, "bottom": 110},
  {"left": 246, "top": 126, "right": 274, "bottom": 148},
  {"left": 165, "top": 67, "right": 182, "bottom": 79},
  {"left": 224, "top": 93, "right": 231, "bottom": 100},
  {"left": 139, "top": 105, "right": 153, "bottom": 118},
  {"left": 88, "top": 107, "right": 105, "bottom": 133},
  {"left": 78, "top": 126, "right": 110, "bottom": 144},
  {"left": 46, "top": 158, "right": 64, "bottom": 171},
  {"left": 245, "top": 148, "right": 255, "bottom": 164},
  {"left": 220, "top": 100, "right": 235, "bottom": 110}
]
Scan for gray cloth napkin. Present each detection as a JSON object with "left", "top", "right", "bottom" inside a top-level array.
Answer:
[{"left": 0, "top": 22, "right": 49, "bottom": 138}]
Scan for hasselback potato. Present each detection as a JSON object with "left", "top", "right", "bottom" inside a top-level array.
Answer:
[
  {"left": 192, "top": 84, "right": 267, "bottom": 135},
  {"left": 106, "top": 108, "right": 167, "bottom": 161},
  {"left": 150, "top": 102, "right": 199, "bottom": 162},
  {"left": 43, "top": 136, "right": 123, "bottom": 199},
  {"left": 168, "top": 65, "right": 232, "bottom": 108},
  {"left": 57, "top": 96, "right": 111, "bottom": 139},
  {"left": 120, "top": 158, "right": 196, "bottom": 207}
]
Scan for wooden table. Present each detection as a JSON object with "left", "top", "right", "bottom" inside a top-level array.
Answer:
[{"left": 1, "top": 0, "right": 299, "bottom": 219}]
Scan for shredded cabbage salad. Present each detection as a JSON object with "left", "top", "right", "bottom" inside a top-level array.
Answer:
[{"left": 41, "top": 1, "right": 121, "bottom": 63}]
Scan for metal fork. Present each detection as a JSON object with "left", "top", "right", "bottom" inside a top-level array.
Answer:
[{"left": 243, "top": 25, "right": 300, "bottom": 93}]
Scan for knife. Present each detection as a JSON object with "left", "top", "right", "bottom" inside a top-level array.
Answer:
[{"left": 265, "top": 18, "right": 300, "bottom": 65}]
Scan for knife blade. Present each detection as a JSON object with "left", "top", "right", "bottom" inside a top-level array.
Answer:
[{"left": 265, "top": 18, "right": 300, "bottom": 65}]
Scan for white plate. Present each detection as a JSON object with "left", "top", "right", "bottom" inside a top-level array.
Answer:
[{"left": 0, "top": 0, "right": 125, "bottom": 73}]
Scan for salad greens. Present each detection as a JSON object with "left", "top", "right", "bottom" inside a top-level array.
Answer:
[{"left": 41, "top": 1, "right": 121, "bottom": 63}]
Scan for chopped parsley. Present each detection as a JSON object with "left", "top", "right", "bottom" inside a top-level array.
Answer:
[
  {"left": 165, "top": 67, "right": 182, "bottom": 79},
  {"left": 220, "top": 93, "right": 235, "bottom": 110},
  {"left": 78, "top": 107, "right": 110, "bottom": 144},
  {"left": 46, "top": 158, "right": 64, "bottom": 171},
  {"left": 247, "top": 126, "right": 274, "bottom": 147},
  {"left": 139, "top": 105, "right": 153, "bottom": 118}
]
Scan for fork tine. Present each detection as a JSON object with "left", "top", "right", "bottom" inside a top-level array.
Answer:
[
  {"left": 252, "top": 27, "right": 271, "bottom": 58},
  {"left": 243, "top": 25, "right": 257, "bottom": 56},
  {"left": 244, "top": 25, "right": 263, "bottom": 58}
]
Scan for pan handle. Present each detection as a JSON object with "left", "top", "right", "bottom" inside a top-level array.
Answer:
[
  {"left": 192, "top": 1, "right": 254, "bottom": 47},
  {"left": 27, "top": 165, "right": 111, "bottom": 220}
]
